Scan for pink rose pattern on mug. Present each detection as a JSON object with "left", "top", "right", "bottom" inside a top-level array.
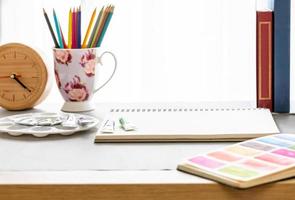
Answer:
[
  {"left": 54, "top": 50, "right": 72, "bottom": 65},
  {"left": 64, "top": 75, "right": 89, "bottom": 101},
  {"left": 80, "top": 50, "right": 96, "bottom": 77},
  {"left": 54, "top": 48, "right": 99, "bottom": 102}
]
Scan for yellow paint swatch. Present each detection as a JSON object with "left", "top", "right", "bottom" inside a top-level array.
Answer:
[{"left": 225, "top": 145, "right": 261, "bottom": 157}]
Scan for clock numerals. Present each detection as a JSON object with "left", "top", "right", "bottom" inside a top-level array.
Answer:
[
  {"left": 0, "top": 93, "right": 32, "bottom": 102},
  {"left": 0, "top": 93, "right": 30, "bottom": 102}
]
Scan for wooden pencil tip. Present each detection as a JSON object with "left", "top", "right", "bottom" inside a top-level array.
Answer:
[{"left": 43, "top": 8, "right": 46, "bottom": 14}]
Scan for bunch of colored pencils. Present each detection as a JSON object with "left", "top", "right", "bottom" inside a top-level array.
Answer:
[{"left": 43, "top": 5, "right": 115, "bottom": 49}]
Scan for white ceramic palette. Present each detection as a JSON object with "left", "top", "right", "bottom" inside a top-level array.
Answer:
[{"left": 0, "top": 112, "right": 99, "bottom": 137}]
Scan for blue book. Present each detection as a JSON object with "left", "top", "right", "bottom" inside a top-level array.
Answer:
[{"left": 274, "top": 0, "right": 291, "bottom": 113}]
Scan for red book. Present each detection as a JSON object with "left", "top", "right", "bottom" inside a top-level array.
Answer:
[{"left": 257, "top": 11, "right": 273, "bottom": 111}]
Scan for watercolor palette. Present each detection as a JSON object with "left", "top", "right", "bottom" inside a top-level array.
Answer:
[
  {"left": 0, "top": 113, "right": 99, "bottom": 137},
  {"left": 177, "top": 134, "right": 295, "bottom": 188}
]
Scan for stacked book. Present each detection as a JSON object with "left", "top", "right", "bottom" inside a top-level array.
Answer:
[{"left": 256, "top": 0, "right": 292, "bottom": 113}]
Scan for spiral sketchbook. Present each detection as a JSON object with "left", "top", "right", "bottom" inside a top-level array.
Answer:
[{"left": 95, "top": 107, "right": 279, "bottom": 142}]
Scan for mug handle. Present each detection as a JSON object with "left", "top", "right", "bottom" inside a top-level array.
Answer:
[{"left": 94, "top": 51, "right": 117, "bottom": 93}]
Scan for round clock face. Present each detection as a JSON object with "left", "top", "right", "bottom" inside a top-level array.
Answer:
[{"left": 0, "top": 43, "right": 48, "bottom": 110}]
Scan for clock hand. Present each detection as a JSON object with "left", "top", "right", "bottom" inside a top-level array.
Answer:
[
  {"left": 0, "top": 75, "right": 21, "bottom": 78},
  {"left": 10, "top": 74, "right": 31, "bottom": 92}
]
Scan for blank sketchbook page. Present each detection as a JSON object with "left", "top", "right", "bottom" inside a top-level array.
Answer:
[{"left": 95, "top": 108, "right": 279, "bottom": 142}]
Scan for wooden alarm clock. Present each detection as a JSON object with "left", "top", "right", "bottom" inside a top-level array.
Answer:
[{"left": 0, "top": 43, "right": 50, "bottom": 110}]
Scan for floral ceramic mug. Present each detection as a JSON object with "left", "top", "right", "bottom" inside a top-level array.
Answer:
[{"left": 53, "top": 48, "right": 117, "bottom": 112}]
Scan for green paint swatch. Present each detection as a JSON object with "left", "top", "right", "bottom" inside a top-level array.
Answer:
[
  {"left": 289, "top": 145, "right": 295, "bottom": 150},
  {"left": 219, "top": 166, "right": 259, "bottom": 178}
]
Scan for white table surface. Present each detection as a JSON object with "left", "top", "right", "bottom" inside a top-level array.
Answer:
[
  {"left": 1, "top": 102, "right": 295, "bottom": 200},
  {"left": 1, "top": 102, "right": 248, "bottom": 171},
  {"left": 0, "top": 102, "right": 293, "bottom": 172}
]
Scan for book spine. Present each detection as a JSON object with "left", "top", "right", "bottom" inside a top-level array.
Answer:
[
  {"left": 290, "top": 0, "right": 295, "bottom": 112},
  {"left": 256, "top": 11, "right": 273, "bottom": 111},
  {"left": 274, "top": 0, "right": 291, "bottom": 113}
]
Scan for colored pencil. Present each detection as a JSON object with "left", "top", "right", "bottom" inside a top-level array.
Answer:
[
  {"left": 91, "top": 6, "right": 110, "bottom": 48},
  {"left": 82, "top": 8, "right": 96, "bottom": 48},
  {"left": 53, "top": 9, "right": 64, "bottom": 48},
  {"left": 72, "top": 8, "right": 76, "bottom": 48},
  {"left": 46, "top": 5, "right": 114, "bottom": 49},
  {"left": 43, "top": 8, "right": 59, "bottom": 48},
  {"left": 60, "top": 25, "right": 67, "bottom": 48},
  {"left": 68, "top": 9, "right": 72, "bottom": 48},
  {"left": 96, "top": 6, "right": 114, "bottom": 47},
  {"left": 76, "top": 8, "right": 79, "bottom": 48},
  {"left": 87, "top": 7, "right": 104, "bottom": 48},
  {"left": 77, "top": 6, "right": 81, "bottom": 48}
]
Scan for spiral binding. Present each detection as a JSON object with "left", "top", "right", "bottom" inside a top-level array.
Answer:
[{"left": 110, "top": 107, "right": 262, "bottom": 113}]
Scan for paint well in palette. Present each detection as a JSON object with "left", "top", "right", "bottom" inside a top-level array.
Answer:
[
  {"left": 275, "top": 134, "right": 295, "bottom": 142},
  {"left": 240, "top": 159, "right": 278, "bottom": 172},
  {"left": 189, "top": 156, "right": 225, "bottom": 169},
  {"left": 273, "top": 149, "right": 295, "bottom": 159},
  {"left": 225, "top": 145, "right": 261, "bottom": 157},
  {"left": 240, "top": 141, "right": 275, "bottom": 151},
  {"left": 219, "top": 166, "right": 259, "bottom": 179},
  {"left": 256, "top": 153, "right": 295, "bottom": 166},
  {"left": 208, "top": 151, "right": 242, "bottom": 162},
  {"left": 257, "top": 137, "right": 293, "bottom": 147}
]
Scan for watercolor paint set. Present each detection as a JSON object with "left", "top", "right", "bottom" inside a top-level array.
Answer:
[{"left": 177, "top": 134, "right": 295, "bottom": 188}]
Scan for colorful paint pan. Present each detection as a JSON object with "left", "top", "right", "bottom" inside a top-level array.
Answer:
[
  {"left": 189, "top": 156, "right": 225, "bottom": 169},
  {"left": 272, "top": 148, "right": 295, "bottom": 159},
  {"left": 218, "top": 166, "right": 259, "bottom": 179},
  {"left": 256, "top": 153, "right": 295, "bottom": 166},
  {"left": 275, "top": 134, "right": 295, "bottom": 142},
  {"left": 208, "top": 151, "right": 242, "bottom": 162},
  {"left": 240, "top": 141, "right": 275, "bottom": 151},
  {"left": 240, "top": 159, "right": 278, "bottom": 172},
  {"left": 257, "top": 137, "right": 293, "bottom": 147},
  {"left": 225, "top": 145, "right": 261, "bottom": 157}
]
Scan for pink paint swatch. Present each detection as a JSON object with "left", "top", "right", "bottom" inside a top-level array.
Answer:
[
  {"left": 189, "top": 156, "right": 225, "bottom": 169},
  {"left": 240, "top": 159, "right": 278, "bottom": 172},
  {"left": 208, "top": 151, "right": 242, "bottom": 162},
  {"left": 273, "top": 149, "right": 295, "bottom": 159},
  {"left": 256, "top": 154, "right": 295, "bottom": 166}
]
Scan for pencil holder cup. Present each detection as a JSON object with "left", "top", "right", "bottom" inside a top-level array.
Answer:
[{"left": 53, "top": 48, "right": 117, "bottom": 112}]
